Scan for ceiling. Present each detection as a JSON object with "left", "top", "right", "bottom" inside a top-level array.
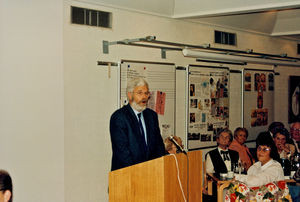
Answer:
[
  {"left": 180, "top": 8, "right": 300, "bottom": 41},
  {"left": 88, "top": 0, "right": 300, "bottom": 41}
]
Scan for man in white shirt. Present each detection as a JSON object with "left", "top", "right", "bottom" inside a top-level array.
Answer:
[{"left": 206, "top": 129, "right": 239, "bottom": 174}]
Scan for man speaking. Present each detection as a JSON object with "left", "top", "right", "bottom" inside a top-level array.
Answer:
[{"left": 110, "top": 77, "right": 166, "bottom": 171}]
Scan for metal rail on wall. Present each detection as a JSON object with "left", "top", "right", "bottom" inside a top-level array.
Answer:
[{"left": 102, "top": 36, "right": 300, "bottom": 67}]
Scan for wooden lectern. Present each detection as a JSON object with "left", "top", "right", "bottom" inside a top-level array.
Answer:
[{"left": 109, "top": 150, "right": 202, "bottom": 202}]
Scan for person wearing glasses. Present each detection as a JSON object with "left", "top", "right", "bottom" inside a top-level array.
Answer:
[
  {"left": 273, "top": 128, "right": 295, "bottom": 160},
  {"left": 0, "top": 170, "right": 13, "bottom": 202},
  {"left": 290, "top": 121, "right": 300, "bottom": 153},
  {"left": 235, "top": 132, "right": 284, "bottom": 187},
  {"left": 205, "top": 128, "right": 239, "bottom": 174},
  {"left": 109, "top": 77, "right": 165, "bottom": 171}
]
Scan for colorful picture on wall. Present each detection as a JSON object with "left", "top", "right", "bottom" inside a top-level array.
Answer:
[
  {"left": 190, "top": 84, "right": 195, "bottom": 96},
  {"left": 188, "top": 133, "right": 200, "bottom": 140},
  {"left": 244, "top": 72, "right": 251, "bottom": 91},
  {"left": 289, "top": 76, "right": 300, "bottom": 123},
  {"left": 260, "top": 73, "right": 266, "bottom": 91},
  {"left": 254, "top": 73, "right": 260, "bottom": 91},
  {"left": 268, "top": 73, "right": 274, "bottom": 91},
  {"left": 251, "top": 108, "right": 268, "bottom": 127},
  {"left": 257, "top": 85, "right": 263, "bottom": 109}
]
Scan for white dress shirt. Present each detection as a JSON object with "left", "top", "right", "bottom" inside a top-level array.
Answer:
[
  {"left": 235, "top": 159, "right": 284, "bottom": 187},
  {"left": 206, "top": 147, "right": 232, "bottom": 173}
]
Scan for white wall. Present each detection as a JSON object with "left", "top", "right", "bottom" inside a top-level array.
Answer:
[
  {"left": 0, "top": 0, "right": 64, "bottom": 202},
  {"left": 63, "top": 1, "right": 300, "bottom": 201},
  {"left": 1, "top": 0, "right": 300, "bottom": 201}
]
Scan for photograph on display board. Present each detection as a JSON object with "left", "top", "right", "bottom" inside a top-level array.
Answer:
[
  {"left": 260, "top": 73, "right": 266, "bottom": 91},
  {"left": 190, "top": 99, "right": 197, "bottom": 108},
  {"left": 268, "top": 73, "right": 274, "bottom": 91},
  {"left": 244, "top": 70, "right": 274, "bottom": 141},
  {"left": 257, "top": 89, "right": 263, "bottom": 108},
  {"left": 201, "top": 134, "right": 211, "bottom": 141},
  {"left": 289, "top": 76, "right": 300, "bottom": 123},
  {"left": 244, "top": 72, "right": 251, "bottom": 91},
  {"left": 188, "top": 68, "right": 229, "bottom": 148},
  {"left": 254, "top": 73, "right": 260, "bottom": 91},
  {"left": 254, "top": 73, "right": 266, "bottom": 91},
  {"left": 251, "top": 108, "right": 268, "bottom": 127},
  {"left": 155, "top": 91, "right": 166, "bottom": 115},
  {"left": 190, "top": 84, "right": 195, "bottom": 96},
  {"left": 188, "top": 133, "right": 200, "bottom": 140},
  {"left": 190, "top": 113, "right": 196, "bottom": 123}
]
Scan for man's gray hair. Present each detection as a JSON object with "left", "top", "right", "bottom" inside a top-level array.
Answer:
[
  {"left": 126, "top": 77, "right": 149, "bottom": 93},
  {"left": 216, "top": 128, "right": 233, "bottom": 142}
]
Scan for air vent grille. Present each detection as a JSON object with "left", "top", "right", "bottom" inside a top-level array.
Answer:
[
  {"left": 214, "top": 30, "right": 236, "bottom": 46},
  {"left": 71, "top": 6, "right": 111, "bottom": 28}
]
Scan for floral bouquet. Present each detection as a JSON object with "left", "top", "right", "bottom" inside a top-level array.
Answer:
[{"left": 225, "top": 180, "right": 291, "bottom": 202}]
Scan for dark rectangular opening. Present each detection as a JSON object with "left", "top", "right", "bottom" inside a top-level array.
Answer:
[
  {"left": 214, "top": 30, "right": 236, "bottom": 46},
  {"left": 71, "top": 7, "right": 84, "bottom": 25},
  {"left": 71, "top": 6, "right": 111, "bottom": 28}
]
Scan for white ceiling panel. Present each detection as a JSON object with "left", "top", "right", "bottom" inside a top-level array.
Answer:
[{"left": 173, "top": 0, "right": 300, "bottom": 18}]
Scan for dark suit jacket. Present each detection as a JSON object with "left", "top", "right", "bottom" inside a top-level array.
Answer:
[
  {"left": 206, "top": 148, "right": 239, "bottom": 174},
  {"left": 110, "top": 104, "right": 165, "bottom": 171}
]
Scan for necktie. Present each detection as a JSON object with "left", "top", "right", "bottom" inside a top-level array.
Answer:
[
  {"left": 221, "top": 150, "right": 230, "bottom": 161},
  {"left": 137, "top": 113, "right": 148, "bottom": 152}
]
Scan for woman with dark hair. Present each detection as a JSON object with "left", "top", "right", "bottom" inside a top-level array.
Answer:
[
  {"left": 0, "top": 170, "right": 13, "bottom": 202},
  {"left": 235, "top": 132, "right": 284, "bottom": 187},
  {"left": 255, "top": 131, "right": 280, "bottom": 162},
  {"left": 268, "top": 121, "right": 284, "bottom": 137}
]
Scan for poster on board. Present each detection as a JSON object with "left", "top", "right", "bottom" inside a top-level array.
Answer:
[
  {"left": 188, "top": 65, "right": 230, "bottom": 149},
  {"left": 243, "top": 69, "right": 274, "bottom": 141},
  {"left": 120, "top": 60, "right": 176, "bottom": 140}
]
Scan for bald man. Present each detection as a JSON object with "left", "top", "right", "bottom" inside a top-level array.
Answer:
[{"left": 290, "top": 122, "right": 300, "bottom": 153}]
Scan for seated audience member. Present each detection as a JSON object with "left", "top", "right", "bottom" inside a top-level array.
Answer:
[
  {"left": 273, "top": 128, "right": 295, "bottom": 160},
  {"left": 236, "top": 132, "right": 284, "bottom": 187},
  {"left": 206, "top": 129, "right": 239, "bottom": 174},
  {"left": 0, "top": 170, "right": 13, "bottom": 202},
  {"left": 256, "top": 131, "right": 280, "bottom": 162},
  {"left": 290, "top": 121, "right": 300, "bottom": 153},
  {"left": 229, "top": 127, "right": 254, "bottom": 171},
  {"left": 268, "top": 121, "right": 284, "bottom": 138},
  {"left": 164, "top": 136, "right": 183, "bottom": 154}
]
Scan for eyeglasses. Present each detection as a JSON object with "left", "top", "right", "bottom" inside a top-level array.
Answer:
[
  {"left": 257, "top": 146, "right": 271, "bottom": 152},
  {"left": 219, "top": 135, "right": 231, "bottom": 140},
  {"left": 134, "top": 91, "right": 150, "bottom": 96}
]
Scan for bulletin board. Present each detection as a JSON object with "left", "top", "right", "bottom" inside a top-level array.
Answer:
[
  {"left": 243, "top": 69, "right": 274, "bottom": 141},
  {"left": 187, "top": 65, "right": 230, "bottom": 149},
  {"left": 119, "top": 60, "right": 176, "bottom": 140}
]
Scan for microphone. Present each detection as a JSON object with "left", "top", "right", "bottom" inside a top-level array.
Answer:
[{"left": 169, "top": 135, "right": 187, "bottom": 155}]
